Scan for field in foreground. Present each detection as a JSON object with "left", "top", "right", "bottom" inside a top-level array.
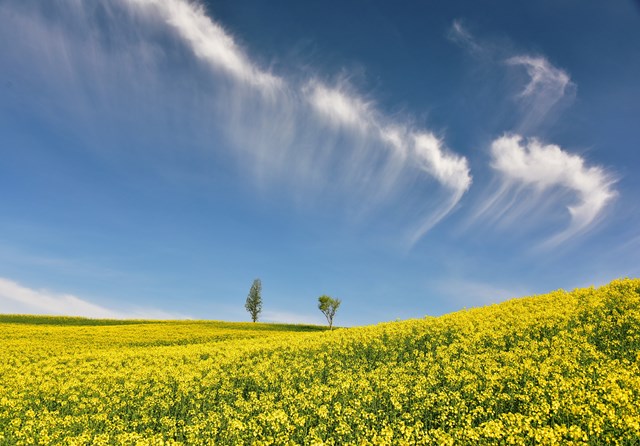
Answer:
[{"left": 1, "top": 279, "right": 639, "bottom": 445}]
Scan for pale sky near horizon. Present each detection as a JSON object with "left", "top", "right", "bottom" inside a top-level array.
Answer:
[{"left": 1, "top": 0, "right": 639, "bottom": 326}]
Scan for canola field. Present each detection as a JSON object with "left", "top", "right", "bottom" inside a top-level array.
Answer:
[{"left": 1, "top": 279, "right": 640, "bottom": 445}]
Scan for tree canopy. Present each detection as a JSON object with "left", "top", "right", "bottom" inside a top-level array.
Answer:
[
  {"left": 318, "top": 295, "right": 341, "bottom": 329},
  {"left": 245, "top": 279, "right": 262, "bottom": 322}
]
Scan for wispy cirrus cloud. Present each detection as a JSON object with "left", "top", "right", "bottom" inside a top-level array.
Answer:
[
  {"left": 475, "top": 134, "right": 617, "bottom": 246},
  {"left": 448, "top": 19, "right": 576, "bottom": 133},
  {"left": 447, "top": 19, "right": 484, "bottom": 55},
  {"left": 507, "top": 55, "right": 576, "bottom": 132},
  {"left": 508, "top": 56, "right": 572, "bottom": 100},
  {"left": 0, "top": 277, "right": 189, "bottom": 319},
  {"left": 130, "top": 0, "right": 473, "bottom": 237},
  {"left": 304, "top": 81, "right": 471, "bottom": 193},
  {"left": 125, "top": 0, "right": 282, "bottom": 91},
  {"left": 432, "top": 277, "right": 529, "bottom": 309},
  {"left": 305, "top": 82, "right": 375, "bottom": 134},
  {"left": 447, "top": 18, "right": 613, "bottom": 245},
  {"left": 261, "top": 309, "right": 326, "bottom": 326},
  {"left": 0, "top": 0, "right": 472, "bottom": 246},
  {"left": 304, "top": 80, "right": 472, "bottom": 243}
]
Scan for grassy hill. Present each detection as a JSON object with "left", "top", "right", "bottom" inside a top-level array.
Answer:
[{"left": 1, "top": 279, "right": 639, "bottom": 445}]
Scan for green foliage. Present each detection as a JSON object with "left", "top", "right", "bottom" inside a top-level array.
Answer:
[
  {"left": 318, "top": 295, "right": 341, "bottom": 329},
  {"left": 0, "top": 314, "right": 155, "bottom": 326},
  {"left": 0, "top": 315, "right": 326, "bottom": 331},
  {"left": 245, "top": 278, "right": 263, "bottom": 322}
]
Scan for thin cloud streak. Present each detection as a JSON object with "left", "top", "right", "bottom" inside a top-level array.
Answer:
[
  {"left": 304, "top": 80, "right": 472, "bottom": 243},
  {"left": 446, "top": 20, "right": 614, "bottom": 245},
  {"left": 125, "top": 0, "right": 282, "bottom": 91},
  {"left": 447, "top": 19, "right": 573, "bottom": 116},
  {"left": 477, "top": 134, "right": 617, "bottom": 246},
  {"left": 0, "top": 277, "right": 189, "bottom": 319},
  {"left": 433, "top": 278, "right": 529, "bottom": 309},
  {"left": 119, "top": 0, "right": 473, "bottom": 244},
  {"left": 261, "top": 310, "right": 326, "bottom": 326},
  {"left": 0, "top": 0, "right": 472, "bottom": 245},
  {"left": 447, "top": 19, "right": 576, "bottom": 133},
  {"left": 447, "top": 19, "right": 484, "bottom": 55},
  {"left": 305, "top": 82, "right": 376, "bottom": 134},
  {"left": 7, "top": 2, "right": 614, "bottom": 251},
  {"left": 508, "top": 56, "right": 571, "bottom": 101},
  {"left": 507, "top": 55, "right": 576, "bottom": 132}
]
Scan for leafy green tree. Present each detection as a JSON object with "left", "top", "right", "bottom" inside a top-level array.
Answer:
[
  {"left": 318, "top": 295, "right": 341, "bottom": 330},
  {"left": 245, "top": 279, "right": 262, "bottom": 322}
]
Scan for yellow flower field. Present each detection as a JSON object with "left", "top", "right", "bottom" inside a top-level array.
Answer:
[{"left": 1, "top": 279, "right": 639, "bottom": 445}]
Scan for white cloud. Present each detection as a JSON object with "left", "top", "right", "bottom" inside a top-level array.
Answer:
[
  {"left": 261, "top": 310, "right": 326, "bottom": 326},
  {"left": 0, "top": 277, "right": 189, "bottom": 319},
  {"left": 447, "top": 21, "right": 575, "bottom": 132},
  {"left": 482, "top": 134, "right": 616, "bottom": 245},
  {"left": 445, "top": 22, "right": 613, "bottom": 245},
  {"left": 123, "top": 0, "right": 474, "bottom": 244},
  {"left": 125, "top": 0, "right": 281, "bottom": 91},
  {"left": 304, "top": 81, "right": 375, "bottom": 134},
  {"left": 305, "top": 81, "right": 472, "bottom": 193},
  {"left": 507, "top": 55, "right": 576, "bottom": 131},
  {"left": 2, "top": 0, "right": 473, "bottom": 246},
  {"left": 412, "top": 132, "right": 471, "bottom": 192},
  {"left": 304, "top": 80, "right": 472, "bottom": 243},
  {"left": 508, "top": 56, "right": 571, "bottom": 100},
  {"left": 433, "top": 278, "right": 529, "bottom": 308},
  {"left": 67, "top": 0, "right": 473, "bottom": 244},
  {"left": 447, "top": 19, "right": 483, "bottom": 55},
  {"left": 124, "top": 0, "right": 474, "bottom": 243}
]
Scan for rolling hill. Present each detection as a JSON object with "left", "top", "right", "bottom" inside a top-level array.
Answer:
[{"left": 1, "top": 278, "right": 639, "bottom": 445}]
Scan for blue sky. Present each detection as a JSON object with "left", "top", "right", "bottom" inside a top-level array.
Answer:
[{"left": 1, "top": 0, "right": 639, "bottom": 326}]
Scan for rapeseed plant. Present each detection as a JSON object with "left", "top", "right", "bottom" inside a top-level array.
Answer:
[{"left": 0, "top": 279, "right": 639, "bottom": 444}]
